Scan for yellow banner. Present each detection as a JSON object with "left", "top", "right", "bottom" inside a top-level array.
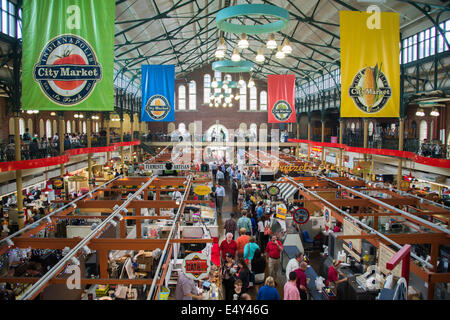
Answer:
[{"left": 340, "top": 11, "right": 400, "bottom": 118}]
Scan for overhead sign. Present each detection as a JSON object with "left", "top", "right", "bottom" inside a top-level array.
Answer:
[
  {"left": 293, "top": 207, "right": 310, "bottom": 225},
  {"left": 268, "top": 74, "right": 296, "bottom": 123},
  {"left": 182, "top": 252, "right": 211, "bottom": 280},
  {"left": 378, "top": 243, "right": 402, "bottom": 278},
  {"left": 141, "top": 65, "right": 175, "bottom": 122},
  {"left": 193, "top": 185, "right": 212, "bottom": 196},
  {"left": 267, "top": 185, "right": 280, "bottom": 196},
  {"left": 144, "top": 163, "right": 191, "bottom": 171},
  {"left": 22, "top": 0, "right": 115, "bottom": 110},
  {"left": 340, "top": 11, "right": 400, "bottom": 118}
]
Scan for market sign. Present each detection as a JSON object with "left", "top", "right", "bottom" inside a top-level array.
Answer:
[
  {"left": 144, "top": 163, "right": 191, "bottom": 171},
  {"left": 276, "top": 207, "right": 287, "bottom": 220},
  {"left": 68, "top": 175, "right": 87, "bottom": 182},
  {"left": 193, "top": 185, "right": 211, "bottom": 196},
  {"left": 182, "top": 252, "right": 211, "bottom": 280},
  {"left": 323, "top": 206, "right": 332, "bottom": 231},
  {"left": 293, "top": 207, "right": 310, "bottom": 225},
  {"left": 343, "top": 220, "right": 362, "bottom": 254},
  {"left": 378, "top": 243, "right": 402, "bottom": 278},
  {"left": 267, "top": 185, "right": 280, "bottom": 196}
]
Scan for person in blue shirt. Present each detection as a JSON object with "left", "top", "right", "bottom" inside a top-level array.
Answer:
[
  {"left": 256, "top": 201, "right": 265, "bottom": 219},
  {"left": 243, "top": 236, "right": 260, "bottom": 271},
  {"left": 256, "top": 276, "right": 280, "bottom": 300}
]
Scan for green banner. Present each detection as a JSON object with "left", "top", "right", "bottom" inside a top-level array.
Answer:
[{"left": 22, "top": 0, "right": 115, "bottom": 111}]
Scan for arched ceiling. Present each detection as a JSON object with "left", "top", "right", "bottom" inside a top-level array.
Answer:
[{"left": 114, "top": 0, "right": 450, "bottom": 84}]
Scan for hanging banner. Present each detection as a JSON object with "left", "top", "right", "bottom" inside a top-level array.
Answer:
[
  {"left": 22, "top": 0, "right": 115, "bottom": 110},
  {"left": 267, "top": 74, "right": 296, "bottom": 123},
  {"left": 141, "top": 65, "right": 175, "bottom": 122},
  {"left": 340, "top": 11, "right": 400, "bottom": 118}
]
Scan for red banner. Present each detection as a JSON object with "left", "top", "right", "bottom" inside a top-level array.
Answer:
[
  {"left": 288, "top": 139, "right": 450, "bottom": 169},
  {"left": 268, "top": 74, "right": 296, "bottom": 123}
]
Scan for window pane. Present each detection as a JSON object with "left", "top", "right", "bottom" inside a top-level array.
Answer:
[
  {"left": 189, "top": 81, "right": 196, "bottom": 110},
  {"left": 260, "top": 91, "right": 267, "bottom": 111},
  {"left": 178, "top": 85, "right": 186, "bottom": 110},
  {"left": 250, "top": 87, "right": 257, "bottom": 110},
  {"left": 239, "top": 86, "right": 246, "bottom": 110}
]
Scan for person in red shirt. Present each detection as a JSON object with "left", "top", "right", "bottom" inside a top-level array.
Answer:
[
  {"left": 265, "top": 235, "right": 283, "bottom": 281},
  {"left": 326, "top": 260, "right": 348, "bottom": 287},
  {"left": 219, "top": 233, "right": 237, "bottom": 262},
  {"left": 294, "top": 261, "right": 308, "bottom": 300}
]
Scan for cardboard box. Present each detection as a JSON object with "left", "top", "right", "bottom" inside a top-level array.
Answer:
[{"left": 137, "top": 251, "right": 153, "bottom": 271}]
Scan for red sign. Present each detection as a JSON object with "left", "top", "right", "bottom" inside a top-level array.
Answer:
[
  {"left": 183, "top": 253, "right": 210, "bottom": 280},
  {"left": 268, "top": 74, "right": 296, "bottom": 123}
]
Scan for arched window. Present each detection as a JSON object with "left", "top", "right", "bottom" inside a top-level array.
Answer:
[
  {"left": 368, "top": 122, "right": 374, "bottom": 136},
  {"left": 95, "top": 122, "right": 99, "bottom": 133},
  {"left": 178, "top": 123, "right": 186, "bottom": 133},
  {"left": 351, "top": 122, "right": 355, "bottom": 133},
  {"left": 214, "top": 70, "right": 222, "bottom": 82},
  {"left": 239, "top": 85, "right": 247, "bottom": 111},
  {"left": 178, "top": 85, "right": 186, "bottom": 110},
  {"left": 260, "top": 91, "right": 267, "bottom": 111},
  {"left": 430, "top": 120, "right": 434, "bottom": 141},
  {"left": 249, "top": 123, "right": 257, "bottom": 140},
  {"left": 249, "top": 87, "right": 257, "bottom": 111},
  {"left": 419, "top": 120, "right": 428, "bottom": 142},
  {"left": 82, "top": 121, "right": 87, "bottom": 134},
  {"left": 46, "top": 119, "right": 52, "bottom": 137},
  {"left": 79, "top": 120, "right": 83, "bottom": 134},
  {"left": 67, "top": 121, "right": 71, "bottom": 133},
  {"left": 189, "top": 81, "right": 196, "bottom": 110},
  {"left": 168, "top": 123, "right": 175, "bottom": 134},
  {"left": 19, "top": 118, "right": 25, "bottom": 136},
  {"left": 411, "top": 121, "right": 417, "bottom": 138},
  {"left": 203, "top": 74, "right": 211, "bottom": 104}
]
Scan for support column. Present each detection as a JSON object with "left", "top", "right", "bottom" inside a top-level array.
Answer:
[
  {"left": 105, "top": 112, "right": 111, "bottom": 163},
  {"left": 58, "top": 112, "right": 65, "bottom": 177},
  {"left": 307, "top": 113, "right": 311, "bottom": 162},
  {"left": 87, "top": 113, "right": 92, "bottom": 188},
  {"left": 97, "top": 249, "right": 109, "bottom": 279},
  {"left": 363, "top": 118, "right": 369, "bottom": 180},
  {"left": 14, "top": 115, "right": 24, "bottom": 230},
  {"left": 321, "top": 112, "right": 325, "bottom": 166},
  {"left": 397, "top": 118, "right": 404, "bottom": 189},
  {"left": 296, "top": 121, "right": 300, "bottom": 157},
  {"left": 120, "top": 113, "right": 124, "bottom": 167},
  {"left": 339, "top": 119, "right": 344, "bottom": 172},
  {"left": 129, "top": 113, "right": 134, "bottom": 164},
  {"left": 136, "top": 208, "right": 141, "bottom": 239}
]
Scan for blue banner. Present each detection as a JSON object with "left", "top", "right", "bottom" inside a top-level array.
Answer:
[{"left": 141, "top": 65, "right": 175, "bottom": 122}]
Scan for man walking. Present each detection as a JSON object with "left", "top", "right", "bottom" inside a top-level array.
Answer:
[
  {"left": 237, "top": 211, "right": 252, "bottom": 236},
  {"left": 265, "top": 235, "right": 284, "bottom": 282},
  {"left": 216, "top": 169, "right": 225, "bottom": 186},
  {"left": 224, "top": 213, "right": 237, "bottom": 240},
  {"left": 215, "top": 183, "right": 225, "bottom": 215},
  {"left": 231, "top": 178, "right": 239, "bottom": 208}
]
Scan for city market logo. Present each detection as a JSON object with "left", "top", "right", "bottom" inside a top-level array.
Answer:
[
  {"left": 34, "top": 34, "right": 102, "bottom": 106},
  {"left": 272, "top": 100, "right": 293, "bottom": 121},
  {"left": 348, "top": 63, "right": 392, "bottom": 113},
  {"left": 145, "top": 94, "right": 171, "bottom": 121}
]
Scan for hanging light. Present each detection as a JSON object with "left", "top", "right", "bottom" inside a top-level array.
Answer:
[
  {"left": 275, "top": 46, "right": 285, "bottom": 59},
  {"left": 235, "top": 95, "right": 241, "bottom": 101},
  {"left": 222, "top": 81, "right": 229, "bottom": 90},
  {"left": 209, "top": 95, "right": 214, "bottom": 101},
  {"left": 255, "top": 48, "right": 265, "bottom": 63},
  {"left": 238, "top": 77, "right": 246, "bottom": 87},
  {"left": 282, "top": 39, "right": 292, "bottom": 54},
  {"left": 215, "top": 49, "right": 225, "bottom": 59},
  {"left": 247, "top": 78, "right": 255, "bottom": 88},
  {"left": 211, "top": 78, "right": 218, "bottom": 88},
  {"left": 215, "top": 103, "right": 219, "bottom": 107},
  {"left": 209, "top": 103, "right": 213, "bottom": 107},
  {"left": 215, "top": 37, "right": 226, "bottom": 58},
  {"left": 231, "top": 48, "right": 241, "bottom": 62},
  {"left": 50, "top": 112, "right": 56, "bottom": 116},
  {"left": 238, "top": 33, "right": 249, "bottom": 49},
  {"left": 266, "top": 33, "right": 277, "bottom": 49},
  {"left": 42, "top": 185, "right": 53, "bottom": 194},
  {"left": 219, "top": 93, "right": 224, "bottom": 99},
  {"left": 430, "top": 108, "right": 440, "bottom": 117},
  {"left": 228, "top": 103, "right": 233, "bottom": 107},
  {"left": 415, "top": 108, "right": 425, "bottom": 117}
]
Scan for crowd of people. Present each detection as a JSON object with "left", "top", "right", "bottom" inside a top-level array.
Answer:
[{"left": 419, "top": 139, "right": 448, "bottom": 159}]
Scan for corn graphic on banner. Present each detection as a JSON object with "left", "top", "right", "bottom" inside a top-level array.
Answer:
[{"left": 340, "top": 11, "right": 400, "bottom": 118}]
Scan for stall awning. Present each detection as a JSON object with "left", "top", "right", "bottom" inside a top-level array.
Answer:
[{"left": 273, "top": 178, "right": 298, "bottom": 201}]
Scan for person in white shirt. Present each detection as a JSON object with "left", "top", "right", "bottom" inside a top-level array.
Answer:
[
  {"left": 216, "top": 169, "right": 225, "bottom": 185},
  {"left": 285, "top": 252, "right": 304, "bottom": 282},
  {"left": 215, "top": 184, "right": 225, "bottom": 215}
]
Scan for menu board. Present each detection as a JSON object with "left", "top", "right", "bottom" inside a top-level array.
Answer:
[
  {"left": 343, "top": 220, "right": 362, "bottom": 254},
  {"left": 378, "top": 243, "right": 402, "bottom": 278}
]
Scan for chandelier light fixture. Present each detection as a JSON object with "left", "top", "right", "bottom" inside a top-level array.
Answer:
[
  {"left": 255, "top": 48, "right": 265, "bottom": 62},
  {"left": 238, "top": 33, "right": 249, "bottom": 49},
  {"left": 231, "top": 48, "right": 241, "bottom": 62},
  {"left": 281, "top": 39, "right": 292, "bottom": 54},
  {"left": 275, "top": 45, "right": 285, "bottom": 59},
  {"left": 415, "top": 108, "right": 425, "bottom": 117},
  {"left": 211, "top": 78, "right": 219, "bottom": 88},
  {"left": 247, "top": 78, "right": 255, "bottom": 88},
  {"left": 430, "top": 108, "right": 440, "bottom": 117}
]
